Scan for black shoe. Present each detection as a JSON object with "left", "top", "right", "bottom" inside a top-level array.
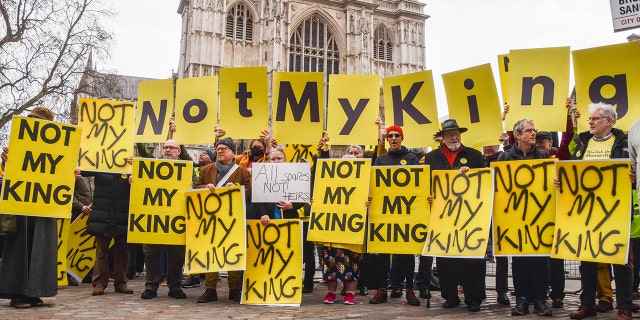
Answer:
[
  {"left": 511, "top": 297, "right": 528, "bottom": 316},
  {"left": 390, "top": 287, "right": 403, "bottom": 298},
  {"left": 534, "top": 299, "right": 552, "bottom": 316},
  {"left": 443, "top": 300, "right": 461, "bottom": 308},
  {"left": 406, "top": 289, "right": 420, "bottom": 306},
  {"left": 229, "top": 288, "right": 241, "bottom": 302},
  {"left": 497, "top": 292, "right": 510, "bottom": 306},
  {"left": 168, "top": 289, "right": 187, "bottom": 299},
  {"left": 182, "top": 275, "right": 201, "bottom": 288},
  {"left": 419, "top": 288, "right": 431, "bottom": 299},
  {"left": 358, "top": 286, "right": 368, "bottom": 296},
  {"left": 141, "top": 289, "right": 157, "bottom": 300},
  {"left": 468, "top": 302, "right": 481, "bottom": 312},
  {"left": 369, "top": 289, "right": 388, "bottom": 304},
  {"left": 551, "top": 297, "right": 564, "bottom": 308},
  {"left": 302, "top": 286, "right": 313, "bottom": 293}
]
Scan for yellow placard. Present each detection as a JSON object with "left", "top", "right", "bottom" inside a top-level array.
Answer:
[
  {"left": 283, "top": 144, "right": 317, "bottom": 168},
  {"left": 553, "top": 160, "right": 631, "bottom": 264},
  {"left": 220, "top": 67, "right": 269, "bottom": 139},
  {"left": 491, "top": 159, "right": 557, "bottom": 256},
  {"left": 66, "top": 214, "right": 111, "bottom": 282},
  {"left": 57, "top": 218, "right": 70, "bottom": 286},
  {"left": 308, "top": 159, "right": 371, "bottom": 244},
  {"left": 327, "top": 74, "right": 380, "bottom": 146},
  {"left": 573, "top": 41, "right": 640, "bottom": 133},
  {"left": 382, "top": 70, "right": 440, "bottom": 148},
  {"left": 497, "top": 53, "right": 510, "bottom": 106},
  {"left": 243, "top": 220, "right": 302, "bottom": 305},
  {"left": 78, "top": 98, "right": 134, "bottom": 173},
  {"left": 128, "top": 158, "right": 193, "bottom": 244},
  {"left": 173, "top": 76, "right": 218, "bottom": 144},
  {"left": 184, "top": 187, "right": 247, "bottom": 273},
  {"left": 423, "top": 168, "right": 493, "bottom": 257},
  {"left": 368, "top": 166, "right": 430, "bottom": 254},
  {"left": 134, "top": 79, "right": 173, "bottom": 143},
  {"left": 272, "top": 72, "right": 324, "bottom": 145},
  {"left": 442, "top": 64, "right": 503, "bottom": 149},
  {"left": 505, "top": 47, "right": 571, "bottom": 132},
  {"left": 0, "top": 116, "right": 81, "bottom": 218}
]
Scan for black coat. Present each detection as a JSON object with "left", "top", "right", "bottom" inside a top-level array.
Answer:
[
  {"left": 424, "top": 144, "right": 484, "bottom": 170},
  {"left": 86, "top": 172, "right": 131, "bottom": 238}
]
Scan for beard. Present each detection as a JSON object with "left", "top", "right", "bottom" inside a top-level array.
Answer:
[{"left": 445, "top": 141, "right": 461, "bottom": 151}]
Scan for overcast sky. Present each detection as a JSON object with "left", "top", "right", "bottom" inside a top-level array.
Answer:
[{"left": 105, "top": 0, "right": 638, "bottom": 115}]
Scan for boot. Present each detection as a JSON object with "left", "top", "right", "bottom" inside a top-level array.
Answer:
[
  {"left": 511, "top": 297, "right": 528, "bottom": 316},
  {"left": 534, "top": 299, "right": 552, "bottom": 316}
]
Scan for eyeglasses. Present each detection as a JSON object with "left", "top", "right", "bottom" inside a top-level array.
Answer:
[
  {"left": 588, "top": 116, "right": 608, "bottom": 122},
  {"left": 163, "top": 146, "right": 179, "bottom": 150},
  {"left": 216, "top": 147, "right": 230, "bottom": 152},
  {"left": 519, "top": 128, "right": 538, "bottom": 134},
  {"left": 388, "top": 133, "right": 402, "bottom": 138}
]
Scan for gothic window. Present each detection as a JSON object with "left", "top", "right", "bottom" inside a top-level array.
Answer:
[
  {"left": 226, "top": 3, "right": 253, "bottom": 41},
  {"left": 288, "top": 16, "right": 340, "bottom": 74},
  {"left": 373, "top": 25, "right": 393, "bottom": 62}
]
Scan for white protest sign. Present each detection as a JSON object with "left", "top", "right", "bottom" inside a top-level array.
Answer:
[{"left": 251, "top": 162, "right": 311, "bottom": 203}]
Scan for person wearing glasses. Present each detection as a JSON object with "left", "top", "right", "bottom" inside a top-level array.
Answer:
[
  {"left": 497, "top": 119, "right": 552, "bottom": 317},
  {"left": 567, "top": 103, "right": 634, "bottom": 320},
  {"left": 194, "top": 137, "right": 252, "bottom": 303}
]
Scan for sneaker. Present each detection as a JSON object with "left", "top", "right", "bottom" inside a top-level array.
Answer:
[
  {"left": 569, "top": 305, "right": 597, "bottom": 319},
  {"left": 534, "top": 299, "right": 552, "bottom": 316},
  {"left": 369, "top": 288, "right": 388, "bottom": 304},
  {"left": 358, "top": 287, "right": 368, "bottom": 296},
  {"left": 406, "top": 289, "right": 420, "bottom": 306},
  {"left": 343, "top": 292, "right": 355, "bottom": 305},
  {"left": 323, "top": 292, "right": 337, "bottom": 304},
  {"left": 390, "top": 287, "right": 403, "bottom": 298},
  {"left": 140, "top": 289, "right": 157, "bottom": 300},
  {"left": 168, "top": 289, "right": 187, "bottom": 299},
  {"left": 497, "top": 292, "right": 510, "bottom": 306},
  {"left": 551, "top": 297, "right": 564, "bottom": 308},
  {"left": 182, "top": 275, "right": 201, "bottom": 288},
  {"left": 511, "top": 297, "right": 528, "bottom": 316},
  {"left": 595, "top": 300, "right": 614, "bottom": 312}
]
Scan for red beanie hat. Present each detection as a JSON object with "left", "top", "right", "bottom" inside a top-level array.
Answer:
[{"left": 386, "top": 125, "right": 404, "bottom": 138}]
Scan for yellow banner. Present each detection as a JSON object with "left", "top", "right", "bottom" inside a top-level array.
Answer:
[
  {"left": 243, "top": 220, "right": 303, "bottom": 305},
  {"left": 220, "top": 67, "right": 269, "bottom": 139},
  {"left": 173, "top": 76, "right": 218, "bottom": 144},
  {"left": 128, "top": 158, "right": 193, "bottom": 244},
  {"left": 423, "top": 168, "right": 493, "bottom": 257},
  {"left": 184, "top": 187, "right": 247, "bottom": 273},
  {"left": 368, "top": 166, "right": 430, "bottom": 254},
  {"left": 497, "top": 53, "right": 510, "bottom": 106},
  {"left": 57, "top": 218, "right": 70, "bottom": 286},
  {"left": 66, "top": 214, "right": 96, "bottom": 282},
  {"left": 272, "top": 72, "right": 324, "bottom": 145},
  {"left": 553, "top": 160, "right": 631, "bottom": 264},
  {"left": 283, "top": 144, "right": 318, "bottom": 168},
  {"left": 506, "top": 47, "right": 571, "bottom": 132},
  {"left": 327, "top": 74, "right": 380, "bottom": 146},
  {"left": 0, "top": 116, "right": 81, "bottom": 218},
  {"left": 308, "top": 159, "right": 371, "bottom": 244},
  {"left": 573, "top": 42, "right": 640, "bottom": 133},
  {"left": 382, "top": 70, "right": 440, "bottom": 148},
  {"left": 442, "top": 64, "right": 503, "bottom": 149},
  {"left": 134, "top": 79, "right": 173, "bottom": 143},
  {"left": 78, "top": 98, "right": 134, "bottom": 173},
  {"left": 491, "top": 159, "right": 557, "bottom": 256}
]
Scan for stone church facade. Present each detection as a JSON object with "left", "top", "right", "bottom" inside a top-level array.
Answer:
[{"left": 176, "top": 0, "right": 428, "bottom": 79}]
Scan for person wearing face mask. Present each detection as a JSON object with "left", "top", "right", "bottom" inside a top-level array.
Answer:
[
  {"left": 423, "top": 119, "right": 485, "bottom": 312},
  {"left": 234, "top": 130, "right": 276, "bottom": 171}
]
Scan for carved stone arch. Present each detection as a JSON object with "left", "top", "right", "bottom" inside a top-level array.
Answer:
[
  {"left": 288, "top": 7, "right": 346, "bottom": 55},
  {"left": 225, "top": 0, "right": 259, "bottom": 21}
]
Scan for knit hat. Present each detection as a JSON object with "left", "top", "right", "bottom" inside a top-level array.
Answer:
[
  {"left": 216, "top": 137, "right": 236, "bottom": 154},
  {"left": 28, "top": 106, "right": 55, "bottom": 121},
  {"left": 203, "top": 148, "right": 215, "bottom": 162},
  {"left": 386, "top": 125, "right": 404, "bottom": 138}
]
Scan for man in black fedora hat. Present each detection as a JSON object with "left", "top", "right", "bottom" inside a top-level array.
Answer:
[{"left": 422, "top": 118, "right": 485, "bottom": 312}]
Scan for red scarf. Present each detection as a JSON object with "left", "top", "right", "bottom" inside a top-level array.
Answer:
[{"left": 442, "top": 145, "right": 460, "bottom": 168}]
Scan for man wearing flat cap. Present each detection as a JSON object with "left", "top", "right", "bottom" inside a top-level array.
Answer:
[
  {"left": 423, "top": 119, "right": 485, "bottom": 312},
  {"left": 194, "top": 137, "right": 251, "bottom": 303}
]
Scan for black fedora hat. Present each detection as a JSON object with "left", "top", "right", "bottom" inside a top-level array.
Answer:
[{"left": 435, "top": 119, "right": 468, "bottom": 137}]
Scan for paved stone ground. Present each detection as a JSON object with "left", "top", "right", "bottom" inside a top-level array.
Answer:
[{"left": 0, "top": 274, "right": 635, "bottom": 320}]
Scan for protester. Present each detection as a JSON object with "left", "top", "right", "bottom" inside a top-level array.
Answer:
[
  {"left": 498, "top": 119, "right": 552, "bottom": 317},
  {"left": 565, "top": 103, "right": 634, "bottom": 320},
  {"left": 367, "top": 125, "right": 420, "bottom": 307},
  {"left": 140, "top": 139, "right": 188, "bottom": 300},
  {"left": 194, "top": 137, "right": 252, "bottom": 303},
  {"left": 424, "top": 119, "right": 486, "bottom": 312},
  {"left": 0, "top": 106, "right": 59, "bottom": 308}
]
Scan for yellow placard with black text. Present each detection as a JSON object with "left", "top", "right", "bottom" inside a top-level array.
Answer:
[
  {"left": 173, "top": 76, "right": 218, "bottom": 144},
  {"left": 128, "top": 158, "right": 193, "bottom": 244},
  {"left": 368, "top": 166, "right": 430, "bottom": 254},
  {"left": 220, "top": 67, "right": 269, "bottom": 139},
  {"left": 134, "top": 79, "right": 173, "bottom": 143},
  {"left": 491, "top": 159, "right": 557, "bottom": 256},
  {"left": 308, "top": 159, "right": 371, "bottom": 244},
  {"left": 57, "top": 218, "right": 70, "bottom": 286},
  {"left": 184, "top": 187, "right": 247, "bottom": 273},
  {"left": 243, "top": 220, "right": 302, "bottom": 305},
  {"left": 77, "top": 98, "right": 134, "bottom": 173},
  {"left": 0, "top": 116, "right": 81, "bottom": 218},
  {"left": 65, "top": 214, "right": 113, "bottom": 282},
  {"left": 497, "top": 53, "right": 510, "bottom": 106},
  {"left": 553, "top": 160, "right": 631, "bottom": 264},
  {"left": 423, "top": 168, "right": 493, "bottom": 257}
]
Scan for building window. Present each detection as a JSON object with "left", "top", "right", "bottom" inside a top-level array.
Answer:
[
  {"left": 226, "top": 3, "right": 253, "bottom": 41},
  {"left": 289, "top": 16, "right": 340, "bottom": 74},
  {"left": 373, "top": 25, "right": 393, "bottom": 61}
]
